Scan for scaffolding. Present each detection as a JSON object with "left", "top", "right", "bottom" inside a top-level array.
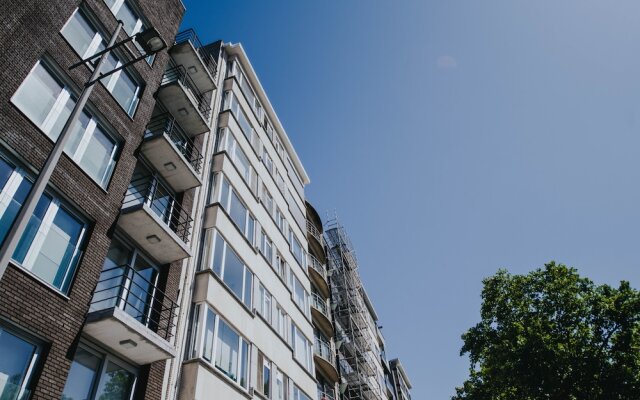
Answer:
[{"left": 325, "top": 218, "right": 384, "bottom": 400}]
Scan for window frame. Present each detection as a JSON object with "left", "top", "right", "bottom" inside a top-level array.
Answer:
[
  {"left": 0, "top": 156, "right": 88, "bottom": 294},
  {"left": 191, "top": 303, "right": 250, "bottom": 390},
  {"left": 11, "top": 60, "right": 121, "bottom": 188},
  {"left": 0, "top": 323, "right": 42, "bottom": 400}
]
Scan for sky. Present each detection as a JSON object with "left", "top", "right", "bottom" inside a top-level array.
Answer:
[{"left": 181, "top": 1, "right": 640, "bottom": 398}]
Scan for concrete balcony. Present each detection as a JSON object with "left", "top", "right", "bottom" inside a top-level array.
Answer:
[
  {"left": 157, "top": 65, "right": 211, "bottom": 136},
  {"left": 83, "top": 264, "right": 178, "bottom": 365},
  {"left": 314, "top": 337, "right": 339, "bottom": 383},
  {"left": 141, "top": 114, "right": 203, "bottom": 192},
  {"left": 308, "top": 252, "right": 330, "bottom": 299},
  {"left": 311, "top": 292, "right": 334, "bottom": 338},
  {"left": 118, "top": 176, "right": 193, "bottom": 265},
  {"left": 170, "top": 29, "right": 217, "bottom": 93}
]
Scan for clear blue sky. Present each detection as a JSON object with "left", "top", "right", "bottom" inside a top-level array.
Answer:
[{"left": 181, "top": 1, "right": 640, "bottom": 398}]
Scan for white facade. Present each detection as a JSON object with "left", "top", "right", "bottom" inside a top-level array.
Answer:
[{"left": 165, "top": 42, "right": 318, "bottom": 400}]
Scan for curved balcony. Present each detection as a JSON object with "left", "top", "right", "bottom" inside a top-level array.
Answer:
[
  {"left": 306, "top": 218, "right": 325, "bottom": 261},
  {"left": 308, "top": 253, "right": 330, "bottom": 298},
  {"left": 84, "top": 264, "right": 178, "bottom": 365},
  {"left": 314, "top": 337, "right": 339, "bottom": 383},
  {"left": 141, "top": 114, "right": 203, "bottom": 192},
  {"left": 311, "top": 293, "right": 334, "bottom": 338},
  {"left": 157, "top": 65, "right": 211, "bottom": 136}
]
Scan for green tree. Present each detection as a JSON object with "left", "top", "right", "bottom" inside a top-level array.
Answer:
[{"left": 453, "top": 262, "right": 640, "bottom": 400}]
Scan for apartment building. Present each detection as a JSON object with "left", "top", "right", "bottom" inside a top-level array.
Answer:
[
  {"left": 0, "top": 0, "right": 196, "bottom": 399},
  {"left": 0, "top": 2, "right": 412, "bottom": 400},
  {"left": 389, "top": 359, "right": 412, "bottom": 400},
  {"left": 154, "top": 41, "right": 319, "bottom": 400}
]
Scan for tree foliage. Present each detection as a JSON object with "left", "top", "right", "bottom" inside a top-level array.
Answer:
[{"left": 453, "top": 262, "right": 640, "bottom": 400}]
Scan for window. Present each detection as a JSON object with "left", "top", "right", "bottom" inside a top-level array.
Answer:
[
  {"left": 223, "top": 91, "right": 253, "bottom": 141},
  {"left": 291, "top": 324, "right": 312, "bottom": 371},
  {"left": 275, "top": 208, "right": 287, "bottom": 234},
  {"left": 275, "top": 304, "right": 287, "bottom": 340},
  {"left": 192, "top": 305, "right": 249, "bottom": 389},
  {"left": 62, "top": 345, "right": 136, "bottom": 400},
  {"left": 289, "top": 232, "right": 304, "bottom": 267},
  {"left": 216, "top": 129, "right": 254, "bottom": 185},
  {"left": 262, "top": 148, "right": 274, "bottom": 175},
  {"left": 0, "top": 158, "right": 86, "bottom": 293},
  {"left": 0, "top": 326, "right": 40, "bottom": 400},
  {"left": 275, "top": 370, "right": 288, "bottom": 400},
  {"left": 229, "top": 62, "right": 262, "bottom": 116},
  {"left": 261, "top": 185, "right": 274, "bottom": 216},
  {"left": 276, "top": 170, "right": 285, "bottom": 193},
  {"left": 204, "top": 230, "right": 252, "bottom": 307},
  {"left": 12, "top": 62, "right": 119, "bottom": 187},
  {"left": 61, "top": 11, "right": 142, "bottom": 115},
  {"left": 275, "top": 253, "right": 287, "bottom": 281},
  {"left": 260, "top": 230, "right": 273, "bottom": 265},
  {"left": 257, "top": 352, "right": 271, "bottom": 398},
  {"left": 218, "top": 176, "right": 255, "bottom": 243},
  {"left": 292, "top": 385, "right": 312, "bottom": 400},
  {"left": 290, "top": 273, "right": 309, "bottom": 317},
  {"left": 257, "top": 284, "right": 272, "bottom": 324}
]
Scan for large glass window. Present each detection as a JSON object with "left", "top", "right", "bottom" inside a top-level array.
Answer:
[
  {"left": 0, "top": 327, "right": 40, "bottom": 400},
  {"left": 0, "top": 158, "right": 86, "bottom": 293},
  {"left": 218, "top": 176, "right": 255, "bottom": 243},
  {"left": 61, "top": 10, "right": 142, "bottom": 115},
  {"left": 292, "top": 384, "right": 312, "bottom": 400},
  {"left": 223, "top": 92, "right": 253, "bottom": 141},
  {"left": 216, "top": 129, "right": 254, "bottom": 185},
  {"left": 62, "top": 345, "right": 136, "bottom": 400},
  {"left": 260, "top": 230, "right": 273, "bottom": 265},
  {"left": 290, "top": 272, "right": 309, "bottom": 317},
  {"left": 257, "top": 284, "right": 272, "bottom": 324},
  {"left": 204, "top": 230, "right": 252, "bottom": 307},
  {"left": 291, "top": 323, "right": 312, "bottom": 372},
  {"left": 12, "top": 62, "right": 119, "bottom": 187},
  {"left": 257, "top": 352, "right": 271, "bottom": 398},
  {"left": 191, "top": 304, "right": 249, "bottom": 389},
  {"left": 290, "top": 232, "right": 304, "bottom": 267},
  {"left": 275, "top": 370, "right": 288, "bottom": 400}
]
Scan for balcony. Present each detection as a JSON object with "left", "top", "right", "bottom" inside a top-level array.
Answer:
[
  {"left": 314, "top": 337, "right": 339, "bottom": 382},
  {"left": 311, "top": 292, "right": 334, "bottom": 337},
  {"left": 308, "top": 252, "right": 330, "bottom": 299},
  {"left": 141, "top": 114, "right": 203, "bottom": 192},
  {"left": 157, "top": 65, "right": 211, "bottom": 136},
  {"left": 307, "top": 218, "right": 325, "bottom": 261},
  {"left": 318, "top": 390, "right": 336, "bottom": 400},
  {"left": 118, "top": 176, "right": 193, "bottom": 264},
  {"left": 170, "top": 29, "right": 217, "bottom": 92},
  {"left": 83, "top": 265, "right": 178, "bottom": 365}
]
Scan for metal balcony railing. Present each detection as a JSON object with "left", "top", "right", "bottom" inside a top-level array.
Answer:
[
  {"left": 174, "top": 29, "right": 218, "bottom": 79},
  {"left": 123, "top": 176, "right": 194, "bottom": 243},
  {"left": 306, "top": 218, "right": 324, "bottom": 247},
  {"left": 160, "top": 65, "right": 212, "bottom": 121},
  {"left": 145, "top": 113, "right": 204, "bottom": 173},
  {"left": 308, "top": 253, "right": 328, "bottom": 281},
  {"left": 89, "top": 265, "right": 178, "bottom": 340},
  {"left": 317, "top": 390, "right": 336, "bottom": 400},
  {"left": 315, "top": 336, "right": 336, "bottom": 365},
  {"left": 311, "top": 292, "right": 330, "bottom": 319}
]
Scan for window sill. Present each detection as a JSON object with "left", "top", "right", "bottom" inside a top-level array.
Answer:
[
  {"left": 196, "top": 268, "right": 255, "bottom": 317},
  {"left": 8, "top": 260, "right": 71, "bottom": 301},
  {"left": 182, "top": 357, "right": 253, "bottom": 399}
]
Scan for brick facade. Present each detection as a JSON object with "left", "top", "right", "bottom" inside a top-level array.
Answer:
[{"left": 0, "top": 0, "right": 184, "bottom": 399}]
